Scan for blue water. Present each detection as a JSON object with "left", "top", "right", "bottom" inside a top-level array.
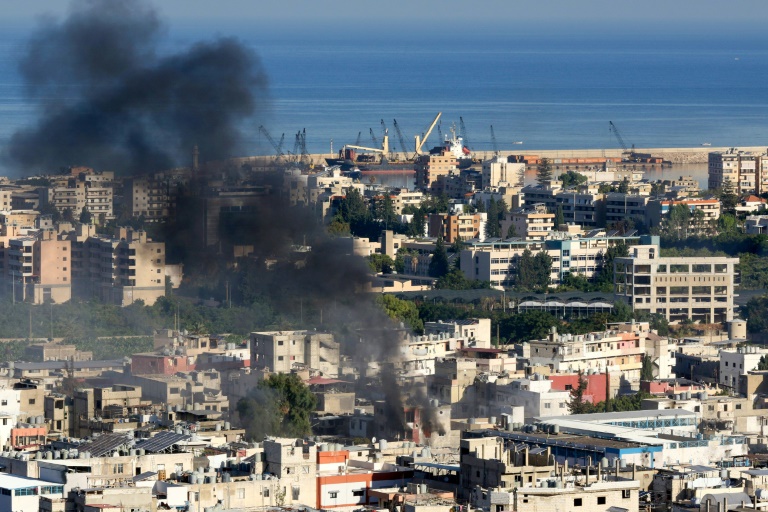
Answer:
[{"left": 1, "top": 25, "right": 768, "bottom": 160}]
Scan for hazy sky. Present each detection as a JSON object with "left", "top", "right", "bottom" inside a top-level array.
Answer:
[{"left": 6, "top": 0, "right": 768, "bottom": 30}]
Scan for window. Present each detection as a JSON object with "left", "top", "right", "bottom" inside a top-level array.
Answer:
[
  {"left": 278, "top": 356, "right": 284, "bottom": 361},
  {"left": 1, "top": 400, "right": 7, "bottom": 406},
  {"left": 353, "top": 490, "right": 365, "bottom": 497},
  {"left": 623, "top": 490, "right": 631, "bottom": 498},
  {"left": 329, "top": 491, "right": 339, "bottom": 499},
  {"left": 28, "top": 398, "right": 35, "bottom": 405},
  {"left": 113, "top": 463, "right": 124, "bottom": 474},
  {"left": 597, "top": 497, "right": 606, "bottom": 505},
  {"left": 237, "top": 488, "right": 245, "bottom": 499},
  {"left": 574, "top": 498, "right": 583, "bottom": 506},
  {"left": 263, "top": 489, "right": 270, "bottom": 498}
]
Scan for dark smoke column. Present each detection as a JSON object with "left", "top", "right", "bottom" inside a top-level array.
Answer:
[{"left": 4, "top": 0, "right": 269, "bottom": 175}]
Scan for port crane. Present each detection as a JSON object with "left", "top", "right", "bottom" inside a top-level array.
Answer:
[
  {"left": 459, "top": 117, "right": 472, "bottom": 151},
  {"left": 490, "top": 125, "right": 499, "bottom": 157},
  {"left": 393, "top": 119, "right": 412, "bottom": 161},
  {"left": 415, "top": 112, "right": 442, "bottom": 155},
  {"left": 258, "top": 125, "right": 286, "bottom": 161},
  {"left": 609, "top": 121, "right": 650, "bottom": 162}
]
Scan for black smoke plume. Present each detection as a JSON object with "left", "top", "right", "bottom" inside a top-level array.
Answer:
[{"left": 4, "top": 0, "right": 268, "bottom": 175}]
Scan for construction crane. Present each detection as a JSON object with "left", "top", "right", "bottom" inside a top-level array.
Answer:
[
  {"left": 490, "top": 125, "right": 499, "bottom": 157},
  {"left": 609, "top": 121, "right": 651, "bottom": 162},
  {"left": 393, "top": 119, "right": 412, "bottom": 161},
  {"left": 354, "top": 131, "right": 362, "bottom": 146},
  {"left": 415, "top": 112, "right": 442, "bottom": 155},
  {"left": 369, "top": 127, "right": 379, "bottom": 148},
  {"left": 258, "top": 125, "right": 286, "bottom": 161},
  {"left": 459, "top": 116, "right": 472, "bottom": 151},
  {"left": 298, "top": 128, "right": 310, "bottom": 165}
]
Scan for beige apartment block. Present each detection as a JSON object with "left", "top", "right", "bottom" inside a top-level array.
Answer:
[
  {"left": 415, "top": 150, "right": 457, "bottom": 191},
  {"left": 500, "top": 203, "right": 554, "bottom": 240},
  {"left": 614, "top": 244, "right": 738, "bottom": 323},
  {"left": 428, "top": 213, "right": 482, "bottom": 243},
  {"left": 250, "top": 330, "right": 339, "bottom": 377},
  {"left": 482, "top": 156, "right": 525, "bottom": 188},
  {"left": 4, "top": 231, "right": 72, "bottom": 304},
  {"left": 708, "top": 148, "right": 768, "bottom": 195},
  {"left": 645, "top": 198, "right": 721, "bottom": 233},
  {"left": 86, "top": 227, "right": 165, "bottom": 306},
  {"left": 125, "top": 176, "right": 173, "bottom": 221}
]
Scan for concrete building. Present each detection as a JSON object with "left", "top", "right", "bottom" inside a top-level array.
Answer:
[
  {"left": 604, "top": 193, "right": 649, "bottom": 226},
  {"left": 415, "top": 150, "right": 457, "bottom": 191},
  {"left": 745, "top": 215, "right": 768, "bottom": 235},
  {"left": 500, "top": 203, "right": 554, "bottom": 240},
  {"left": 614, "top": 244, "right": 738, "bottom": 323},
  {"left": 39, "top": 180, "right": 113, "bottom": 222},
  {"left": 3, "top": 230, "right": 72, "bottom": 304},
  {"left": 460, "top": 232, "right": 643, "bottom": 288},
  {"left": 428, "top": 212, "right": 483, "bottom": 243},
  {"left": 491, "top": 375, "right": 572, "bottom": 420},
  {"left": 85, "top": 227, "right": 166, "bottom": 306},
  {"left": 708, "top": 148, "right": 768, "bottom": 195},
  {"left": 0, "top": 474, "right": 64, "bottom": 511},
  {"left": 250, "top": 330, "right": 339, "bottom": 377},
  {"left": 645, "top": 198, "right": 721, "bottom": 233},
  {"left": 526, "top": 323, "right": 649, "bottom": 388},
  {"left": 522, "top": 186, "right": 604, "bottom": 227},
  {"left": 719, "top": 346, "right": 768, "bottom": 394},
  {"left": 125, "top": 176, "right": 174, "bottom": 221},
  {"left": 481, "top": 156, "right": 525, "bottom": 188},
  {"left": 424, "top": 318, "right": 492, "bottom": 348}
]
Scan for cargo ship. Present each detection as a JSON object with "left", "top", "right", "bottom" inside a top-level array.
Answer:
[{"left": 325, "top": 148, "right": 415, "bottom": 174}]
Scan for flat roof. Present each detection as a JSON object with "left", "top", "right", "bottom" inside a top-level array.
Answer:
[
  {"left": 471, "top": 429, "right": 646, "bottom": 450},
  {"left": 538, "top": 408, "right": 697, "bottom": 423},
  {"left": 0, "top": 473, "right": 60, "bottom": 490}
]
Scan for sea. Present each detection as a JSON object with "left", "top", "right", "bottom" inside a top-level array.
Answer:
[{"left": 1, "top": 22, "right": 768, "bottom": 188}]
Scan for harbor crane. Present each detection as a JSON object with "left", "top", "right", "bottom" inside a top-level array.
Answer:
[
  {"left": 459, "top": 116, "right": 472, "bottom": 151},
  {"left": 609, "top": 121, "right": 651, "bottom": 162},
  {"left": 354, "top": 131, "right": 362, "bottom": 146},
  {"left": 370, "top": 127, "right": 379, "bottom": 148},
  {"left": 490, "top": 125, "right": 499, "bottom": 157},
  {"left": 258, "top": 125, "right": 286, "bottom": 160},
  {"left": 415, "top": 112, "right": 442, "bottom": 155},
  {"left": 393, "top": 119, "right": 412, "bottom": 161}
]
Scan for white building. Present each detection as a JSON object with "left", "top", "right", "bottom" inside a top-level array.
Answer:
[
  {"left": 0, "top": 473, "right": 64, "bottom": 511},
  {"left": 424, "top": 318, "right": 492, "bottom": 348},
  {"left": 493, "top": 375, "right": 571, "bottom": 420},
  {"left": 482, "top": 156, "right": 525, "bottom": 188},
  {"left": 719, "top": 346, "right": 768, "bottom": 394}
]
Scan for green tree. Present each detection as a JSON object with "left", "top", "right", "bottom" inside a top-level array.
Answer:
[
  {"left": 640, "top": 354, "right": 655, "bottom": 381},
  {"left": 428, "top": 237, "right": 450, "bottom": 278},
  {"left": 720, "top": 180, "right": 738, "bottom": 213},
  {"left": 559, "top": 170, "right": 588, "bottom": 189},
  {"left": 513, "top": 249, "right": 551, "bottom": 292},
  {"left": 435, "top": 267, "right": 491, "bottom": 290},
  {"left": 618, "top": 178, "right": 629, "bottom": 194},
  {"left": 79, "top": 206, "right": 92, "bottom": 225},
  {"left": 377, "top": 295, "right": 424, "bottom": 332},
  {"left": 62, "top": 208, "right": 74, "bottom": 223},
  {"left": 554, "top": 205, "right": 565, "bottom": 229},
  {"left": 237, "top": 373, "right": 316, "bottom": 440},
  {"left": 567, "top": 372, "right": 591, "bottom": 414},
  {"left": 506, "top": 223, "right": 518, "bottom": 239},
  {"left": 536, "top": 158, "right": 553, "bottom": 186},
  {"left": 718, "top": 213, "right": 738, "bottom": 235},
  {"left": 485, "top": 197, "right": 500, "bottom": 238},
  {"left": 368, "top": 254, "right": 395, "bottom": 274},
  {"left": 666, "top": 203, "right": 691, "bottom": 239},
  {"left": 758, "top": 354, "right": 768, "bottom": 371}
]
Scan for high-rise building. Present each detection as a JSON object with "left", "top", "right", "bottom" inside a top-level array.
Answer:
[{"left": 708, "top": 148, "right": 768, "bottom": 195}]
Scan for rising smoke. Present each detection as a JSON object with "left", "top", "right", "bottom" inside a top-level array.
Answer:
[{"left": 4, "top": 0, "right": 268, "bottom": 175}]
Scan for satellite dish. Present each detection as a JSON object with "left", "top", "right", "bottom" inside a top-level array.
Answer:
[{"left": 371, "top": 437, "right": 377, "bottom": 444}]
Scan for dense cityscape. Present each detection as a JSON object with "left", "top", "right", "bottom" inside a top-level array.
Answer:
[{"left": 2, "top": 2, "right": 768, "bottom": 512}]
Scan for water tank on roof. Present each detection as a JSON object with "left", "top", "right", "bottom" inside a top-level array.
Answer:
[
  {"left": 224, "top": 421, "right": 231, "bottom": 430},
  {"left": 189, "top": 473, "right": 197, "bottom": 485},
  {"left": 601, "top": 457, "right": 609, "bottom": 468},
  {"left": 378, "top": 439, "right": 387, "bottom": 451},
  {"left": 222, "top": 472, "right": 231, "bottom": 483},
  {"left": 489, "top": 416, "right": 497, "bottom": 425},
  {"left": 721, "top": 469, "right": 728, "bottom": 480}
]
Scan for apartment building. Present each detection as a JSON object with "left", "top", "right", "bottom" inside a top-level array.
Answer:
[
  {"left": 390, "top": 189, "right": 424, "bottom": 214},
  {"left": 460, "top": 232, "right": 643, "bottom": 287},
  {"left": 603, "top": 193, "right": 649, "bottom": 225},
  {"left": 250, "top": 330, "right": 340, "bottom": 377},
  {"left": 500, "top": 203, "right": 554, "bottom": 239},
  {"left": 614, "top": 244, "right": 738, "bottom": 323},
  {"left": 745, "top": 215, "right": 768, "bottom": 235},
  {"left": 522, "top": 186, "right": 604, "bottom": 227},
  {"left": 424, "top": 318, "right": 492, "bottom": 348},
  {"left": 38, "top": 180, "right": 113, "bottom": 221},
  {"left": 708, "top": 148, "right": 768, "bottom": 194},
  {"left": 645, "top": 198, "right": 721, "bottom": 232},
  {"left": 125, "top": 176, "right": 174, "bottom": 221},
  {"left": 428, "top": 213, "right": 483, "bottom": 243},
  {"left": 481, "top": 156, "right": 525, "bottom": 188},
  {"left": 3, "top": 230, "right": 72, "bottom": 304},
  {"left": 526, "top": 323, "right": 649, "bottom": 385},
  {"left": 415, "top": 149, "right": 457, "bottom": 191},
  {"left": 719, "top": 346, "right": 768, "bottom": 394},
  {"left": 86, "top": 227, "right": 166, "bottom": 306}
]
